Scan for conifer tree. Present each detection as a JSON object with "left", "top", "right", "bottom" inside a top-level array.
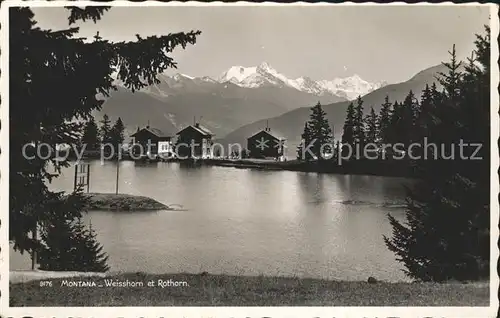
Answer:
[
  {"left": 402, "top": 90, "right": 419, "bottom": 147},
  {"left": 74, "top": 219, "right": 110, "bottom": 272},
  {"left": 37, "top": 217, "right": 75, "bottom": 272},
  {"left": 100, "top": 114, "right": 113, "bottom": 145},
  {"left": 378, "top": 96, "right": 392, "bottom": 145},
  {"left": 353, "top": 96, "right": 365, "bottom": 148},
  {"left": 413, "top": 84, "right": 436, "bottom": 157},
  {"left": 10, "top": 7, "right": 200, "bottom": 257},
  {"left": 384, "top": 28, "right": 490, "bottom": 281},
  {"left": 308, "top": 102, "right": 333, "bottom": 160},
  {"left": 342, "top": 101, "right": 356, "bottom": 147},
  {"left": 364, "top": 106, "right": 378, "bottom": 145},
  {"left": 388, "top": 93, "right": 414, "bottom": 151},
  {"left": 38, "top": 215, "right": 109, "bottom": 272},
  {"left": 81, "top": 117, "right": 100, "bottom": 151},
  {"left": 438, "top": 44, "right": 462, "bottom": 102},
  {"left": 334, "top": 140, "right": 341, "bottom": 162},
  {"left": 297, "top": 122, "right": 313, "bottom": 161},
  {"left": 110, "top": 117, "right": 125, "bottom": 153},
  {"left": 417, "top": 85, "right": 433, "bottom": 131}
]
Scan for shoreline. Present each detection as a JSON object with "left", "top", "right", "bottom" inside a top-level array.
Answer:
[
  {"left": 73, "top": 154, "right": 416, "bottom": 178},
  {"left": 202, "top": 158, "right": 413, "bottom": 177},
  {"left": 9, "top": 271, "right": 489, "bottom": 306}
]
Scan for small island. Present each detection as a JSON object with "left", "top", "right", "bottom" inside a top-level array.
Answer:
[{"left": 82, "top": 193, "right": 172, "bottom": 211}]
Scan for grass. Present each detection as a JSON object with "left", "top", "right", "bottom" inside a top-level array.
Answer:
[
  {"left": 82, "top": 193, "right": 170, "bottom": 211},
  {"left": 9, "top": 272, "right": 489, "bottom": 307}
]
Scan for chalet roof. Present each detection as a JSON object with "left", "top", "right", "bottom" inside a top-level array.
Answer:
[
  {"left": 176, "top": 124, "right": 214, "bottom": 137},
  {"left": 131, "top": 126, "right": 171, "bottom": 138},
  {"left": 248, "top": 129, "right": 286, "bottom": 141}
]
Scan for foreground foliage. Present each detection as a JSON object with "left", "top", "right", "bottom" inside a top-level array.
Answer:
[
  {"left": 10, "top": 7, "right": 200, "bottom": 269},
  {"left": 384, "top": 28, "right": 490, "bottom": 281},
  {"left": 38, "top": 212, "right": 109, "bottom": 272}
]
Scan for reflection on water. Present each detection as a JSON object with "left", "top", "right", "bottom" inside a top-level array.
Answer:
[{"left": 11, "top": 160, "right": 412, "bottom": 281}]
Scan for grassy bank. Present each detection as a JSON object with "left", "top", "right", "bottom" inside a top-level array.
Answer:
[
  {"left": 82, "top": 193, "right": 171, "bottom": 211},
  {"left": 9, "top": 272, "right": 489, "bottom": 306}
]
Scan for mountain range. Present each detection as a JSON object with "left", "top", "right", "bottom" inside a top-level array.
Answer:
[
  {"left": 98, "top": 62, "right": 383, "bottom": 138},
  {"left": 97, "top": 62, "right": 444, "bottom": 148},
  {"left": 102, "top": 74, "right": 343, "bottom": 139},
  {"left": 217, "top": 62, "right": 387, "bottom": 100},
  {"left": 219, "top": 63, "right": 450, "bottom": 153}
]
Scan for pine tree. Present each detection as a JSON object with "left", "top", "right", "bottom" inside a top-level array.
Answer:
[
  {"left": 334, "top": 140, "right": 341, "bottom": 162},
  {"left": 10, "top": 7, "right": 200, "bottom": 256},
  {"left": 417, "top": 85, "right": 433, "bottom": 131},
  {"left": 110, "top": 117, "right": 125, "bottom": 153},
  {"left": 402, "top": 90, "right": 419, "bottom": 147},
  {"left": 353, "top": 96, "right": 365, "bottom": 148},
  {"left": 308, "top": 102, "right": 333, "bottom": 160},
  {"left": 410, "top": 84, "right": 429, "bottom": 159},
  {"left": 364, "top": 106, "right": 378, "bottom": 145},
  {"left": 341, "top": 101, "right": 356, "bottom": 157},
  {"left": 100, "top": 114, "right": 113, "bottom": 145},
  {"left": 438, "top": 44, "right": 462, "bottom": 102},
  {"left": 81, "top": 117, "right": 100, "bottom": 151},
  {"left": 388, "top": 92, "right": 415, "bottom": 151},
  {"left": 377, "top": 96, "right": 392, "bottom": 145},
  {"left": 384, "top": 28, "right": 490, "bottom": 281},
  {"left": 384, "top": 101, "right": 401, "bottom": 158},
  {"left": 38, "top": 218, "right": 75, "bottom": 271},
  {"left": 38, "top": 216, "right": 109, "bottom": 272},
  {"left": 74, "top": 219, "right": 110, "bottom": 272},
  {"left": 297, "top": 122, "right": 313, "bottom": 161}
]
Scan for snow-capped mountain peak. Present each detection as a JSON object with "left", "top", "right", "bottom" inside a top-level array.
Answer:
[
  {"left": 172, "top": 73, "right": 194, "bottom": 81},
  {"left": 256, "top": 61, "right": 275, "bottom": 73},
  {"left": 217, "top": 62, "right": 387, "bottom": 100},
  {"left": 318, "top": 75, "right": 387, "bottom": 100},
  {"left": 218, "top": 65, "right": 258, "bottom": 83},
  {"left": 156, "top": 63, "right": 387, "bottom": 100}
]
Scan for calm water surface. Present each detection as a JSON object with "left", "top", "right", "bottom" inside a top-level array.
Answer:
[{"left": 11, "top": 160, "right": 411, "bottom": 281}]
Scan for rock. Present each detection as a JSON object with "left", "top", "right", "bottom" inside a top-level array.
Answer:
[
  {"left": 200, "top": 271, "right": 209, "bottom": 277},
  {"left": 367, "top": 276, "right": 378, "bottom": 284}
]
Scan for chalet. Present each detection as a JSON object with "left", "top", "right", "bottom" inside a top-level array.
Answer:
[
  {"left": 175, "top": 123, "right": 214, "bottom": 159},
  {"left": 247, "top": 127, "right": 286, "bottom": 160},
  {"left": 130, "top": 126, "right": 173, "bottom": 159}
]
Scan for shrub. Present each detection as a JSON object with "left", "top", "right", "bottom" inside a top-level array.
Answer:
[{"left": 38, "top": 217, "right": 109, "bottom": 272}]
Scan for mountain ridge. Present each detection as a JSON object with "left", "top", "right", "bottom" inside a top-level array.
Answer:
[
  {"left": 216, "top": 62, "right": 387, "bottom": 100},
  {"left": 99, "top": 65, "right": 347, "bottom": 139},
  {"left": 100, "top": 63, "right": 446, "bottom": 147},
  {"left": 219, "top": 63, "right": 450, "bottom": 153}
]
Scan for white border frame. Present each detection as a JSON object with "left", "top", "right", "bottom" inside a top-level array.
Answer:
[{"left": 0, "top": 2, "right": 498, "bottom": 317}]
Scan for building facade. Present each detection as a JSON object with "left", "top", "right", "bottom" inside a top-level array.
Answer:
[
  {"left": 130, "top": 126, "right": 172, "bottom": 159},
  {"left": 247, "top": 128, "right": 286, "bottom": 160},
  {"left": 175, "top": 123, "right": 214, "bottom": 159}
]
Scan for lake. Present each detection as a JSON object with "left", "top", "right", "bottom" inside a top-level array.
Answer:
[{"left": 10, "top": 160, "right": 412, "bottom": 282}]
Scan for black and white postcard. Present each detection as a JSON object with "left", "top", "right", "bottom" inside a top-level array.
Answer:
[{"left": 1, "top": 2, "right": 498, "bottom": 317}]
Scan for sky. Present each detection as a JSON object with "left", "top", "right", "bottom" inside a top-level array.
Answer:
[{"left": 31, "top": 5, "right": 490, "bottom": 84}]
